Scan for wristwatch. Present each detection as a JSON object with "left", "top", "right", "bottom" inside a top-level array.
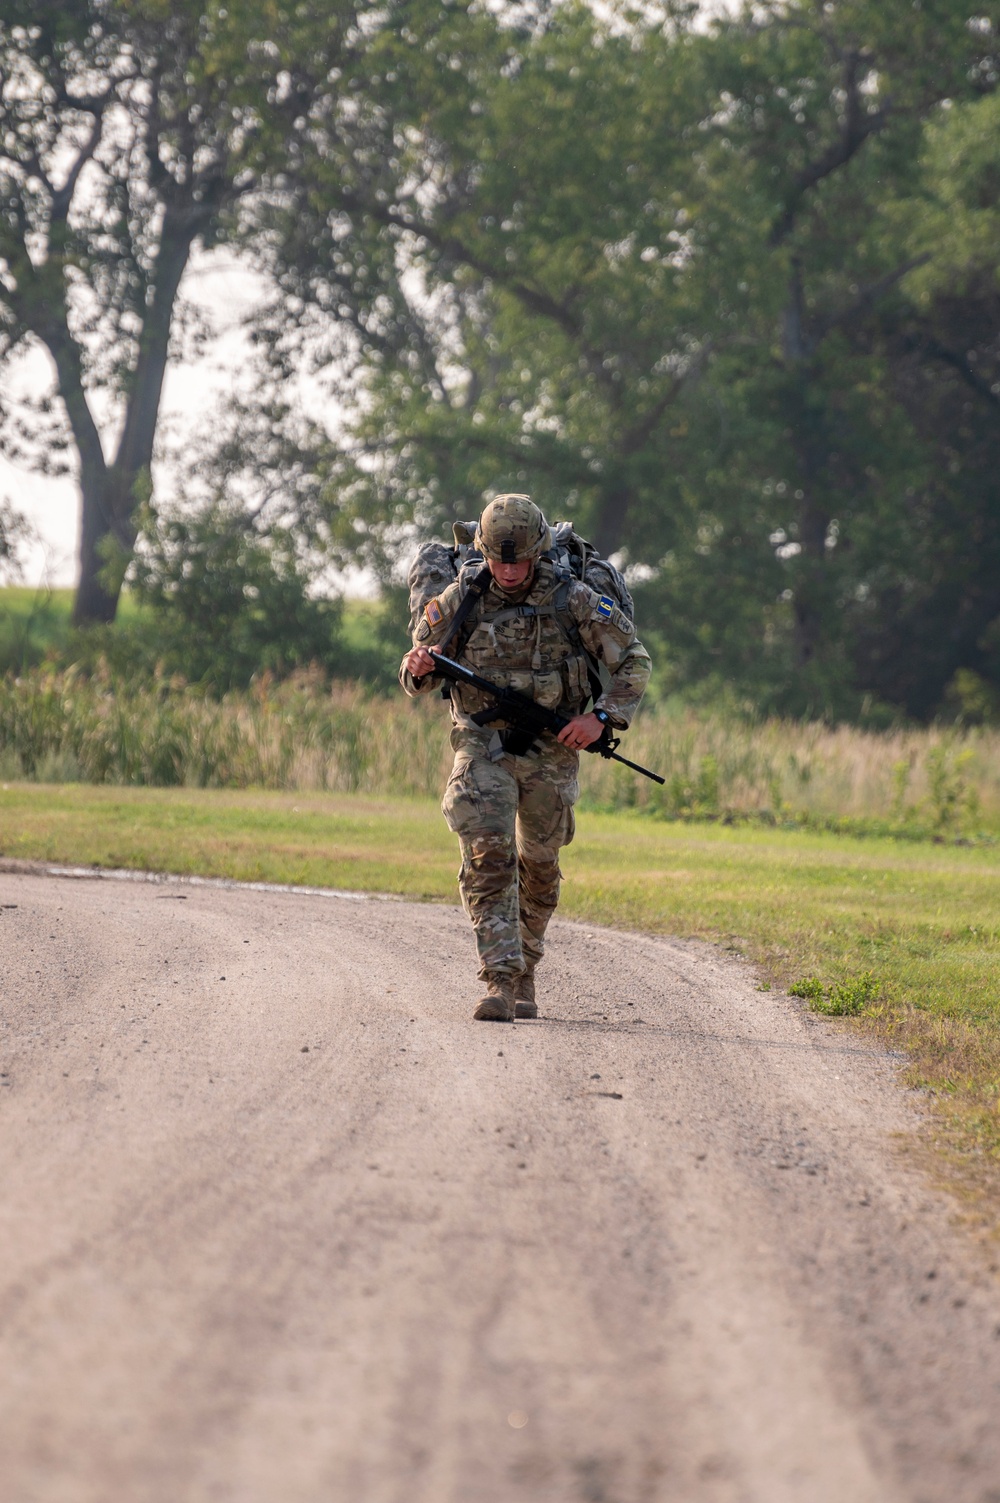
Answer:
[{"left": 593, "top": 709, "right": 612, "bottom": 729}]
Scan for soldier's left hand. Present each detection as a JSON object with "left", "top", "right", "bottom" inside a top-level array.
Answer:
[{"left": 557, "top": 712, "right": 605, "bottom": 750}]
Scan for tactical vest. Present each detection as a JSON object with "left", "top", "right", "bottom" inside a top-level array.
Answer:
[
  {"left": 426, "top": 566, "right": 586, "bottom": 725},
  {"left": 453, "top": 557, "right": 594, "bottom": 713}
]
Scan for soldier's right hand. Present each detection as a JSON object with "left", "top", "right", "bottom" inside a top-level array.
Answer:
[{"left": 403, "top": 646, "right": 438, "bottom": 679}]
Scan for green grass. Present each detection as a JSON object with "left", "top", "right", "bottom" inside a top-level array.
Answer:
[
  {"left": 0, "top": 586, "right": 75, "bottom": 673},
  {"left": 0, "top": 585, "right": 158, "bottom": 675},
  {"left": 0, "top": 782, "right": 451, "bottom": 894},
  {"left": 2, "top": 780, "right": 999, "bottom": 1193}
]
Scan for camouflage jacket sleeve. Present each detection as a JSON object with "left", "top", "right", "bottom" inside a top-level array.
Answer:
[
  {"left": 567, "top": 582, "right": 652, "bottom": 729},
  {"left": 398, "top": 579, "right": 464, "bottom": 697}
]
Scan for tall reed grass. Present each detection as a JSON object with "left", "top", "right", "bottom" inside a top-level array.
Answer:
[
  {"left": 588, "top": 709, "right": 1000, "bottom": 835},
  {"left": 1, "top": 665, "right": 997, "bottom": 835}
]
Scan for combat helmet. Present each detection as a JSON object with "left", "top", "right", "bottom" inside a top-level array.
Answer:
[{"left": 475, "top": 494, "right": 552, "bottom": 565}]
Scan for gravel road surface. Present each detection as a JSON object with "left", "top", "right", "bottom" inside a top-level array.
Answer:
[{"left": 2, "top": 867, "right": 999, "bottom": 1503}]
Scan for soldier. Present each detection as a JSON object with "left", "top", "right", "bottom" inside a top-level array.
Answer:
[{"left": 400, "top": 495, "right": 651, "bottom": 1022}]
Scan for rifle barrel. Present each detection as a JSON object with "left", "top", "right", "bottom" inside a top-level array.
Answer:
[{"left": 606, "top": 748, "right": 666, "bottom": 785}]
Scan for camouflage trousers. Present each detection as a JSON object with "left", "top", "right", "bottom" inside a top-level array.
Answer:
[{"left": 441, "top": 728, "right": 579, "bottom": 980}]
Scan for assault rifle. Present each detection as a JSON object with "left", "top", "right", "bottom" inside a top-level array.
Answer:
[{"left": 429, "top": 650, "right": 665, "bottom": 785}]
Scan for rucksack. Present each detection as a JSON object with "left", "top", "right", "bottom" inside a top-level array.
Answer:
[
  {"left": 407, "top": 519, "right": 634, "bottom": 637},
  {"left": 406, "top": 519, "right": 635, "bottom": 705}
]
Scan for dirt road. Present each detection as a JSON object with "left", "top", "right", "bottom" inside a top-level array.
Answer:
[{"left": 1, "top": 867, "right": 999, "bottom": 1503}]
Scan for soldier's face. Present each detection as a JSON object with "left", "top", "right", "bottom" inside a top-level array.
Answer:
[{"left": 488, "top": 558, "right": 534, "bottom": 592}]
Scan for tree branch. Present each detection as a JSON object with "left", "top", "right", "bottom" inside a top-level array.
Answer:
[
  {"left": 330, "top": 189, "right": 617, "bottom": 384},
  {"left": 350, "top": 424, "right": 601, "bottom": 491},
  {"left": 769, "top": 49, "right": 889, "bottom": 247},
  {"left": 619, "top": 342, "right": 713, "bottom": 455},
  {"left": 50, "top": 105, "right": 108, "bottom": 225},
  {"left": 780, "top": 256, "right": 810, "bottom": 362},
  {"left": 114, "top": 202, "right": 203, "bottom": 479},
  {"left": 37, "top": 318, "right": 111, "bottom": 522},
  {"left": 917, "top": 336, "right": 1000, "bottom": 409},
  {"left": 813, "top": 253, "right": 931, "bottom": 342}
]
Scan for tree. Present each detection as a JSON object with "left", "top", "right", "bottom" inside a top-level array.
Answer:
[
  {"left": 683, "top": 0, "right": 1000, "bottom": 708},
  {"left": 270, "top": 0, "right": 999, "bottom": 718},
  {"left": 252, "top": 1, "right": 714, "bottom": 578},
  {"left": 0, "top": 0, "right": 393, "bottom": 625},
  {"left": 844, "top": 88, "right": 1000, "bottom": 717}
]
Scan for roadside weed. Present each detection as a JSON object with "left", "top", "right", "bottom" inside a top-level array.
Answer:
[
  {"left": 790, "top": 971, "right": 884, "bottom": 1016},
  {"left": 810, "top": 971, "right": 883, "bottom": 1016}
]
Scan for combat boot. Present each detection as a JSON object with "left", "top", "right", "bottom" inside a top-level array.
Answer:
[
  {"left": 514, "top": 970, "right": 537, "bottom": 1020},
  {"left": 473, "top": 973, "right": 516, "bottom": 1023}
]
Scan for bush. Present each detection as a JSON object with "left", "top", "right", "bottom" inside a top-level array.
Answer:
[
  {"left": 795, "top": 971, "right": 883, "bottom": 1016},
  {"left": 123, "top": 503, "right": 345, "bottom": 690}
]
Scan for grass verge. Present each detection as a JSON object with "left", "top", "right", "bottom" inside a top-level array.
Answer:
[{"left": 2, "top": 780, "right": 999, "bottom": 1202}]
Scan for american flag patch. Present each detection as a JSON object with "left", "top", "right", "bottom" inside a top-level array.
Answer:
[
  {"left": 424, "top": 598, "right": 444, "bottom": 627},
  {"left": 595, "top": 595, "right": 614, "bottom": 620}
]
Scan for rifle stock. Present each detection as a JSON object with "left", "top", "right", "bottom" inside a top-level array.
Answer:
[{"left": 429, "top": 651, "right": 665, "bottom": 785}]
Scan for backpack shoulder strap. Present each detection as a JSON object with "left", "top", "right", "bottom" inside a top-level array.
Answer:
[
  {"left": 437, "top": 564, "right": 492, "bottom": 658},
  {"left": 549, "top": 565, "right": 606, "bottom": 707}
]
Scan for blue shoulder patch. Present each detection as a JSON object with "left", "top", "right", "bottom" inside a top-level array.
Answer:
[{"left": 595, "top": 595, "right": 614, "bottom": 620}]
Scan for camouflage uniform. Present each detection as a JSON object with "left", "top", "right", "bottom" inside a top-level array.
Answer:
[{"left": 400, "top": 557, "right": 651, "bottom": 985}]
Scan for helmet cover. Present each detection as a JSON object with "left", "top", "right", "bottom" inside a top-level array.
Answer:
[{"left": 475, "top": 494, "right": 552, "bottom": 564}]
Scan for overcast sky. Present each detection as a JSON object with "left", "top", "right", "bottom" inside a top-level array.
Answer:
[{"left": 1, "top": 252, "right": 266, "bottom": 591}]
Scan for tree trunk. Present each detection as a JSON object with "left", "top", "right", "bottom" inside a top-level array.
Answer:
[
  {"left": 788, "top": 404, "right": 832, "bottom": 673},
  {"left": 37, "top": 330, "right": 120, "bottom": 629},
  {"left": 73, "top": 476, "right": 121, "bottom": 626},
  {"left": 591, "top": 482, "right": 632, "bottom": 557},
  {"left": 778, "top": 270, "right": 835, "bottom": 674},
  {"left": 65, "top": 208, "right": 199, "bottom": 626}
]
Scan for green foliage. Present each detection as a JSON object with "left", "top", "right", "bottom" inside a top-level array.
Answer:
[
  {"left": 812, "top": 971, "right": 883, "bottom": 1017},
  {"left": 792, "top": 970, "right": 883, "bottom": 1015},
  {"left": 123, "top": 502, "right": 344, "bottom": 690},
  {"left": 0, "top": 581, "right": 404, "bottom": 692},
  {"left": 0, "top": 588, "right": 73, "bottom": 675},
  {"left": 0, "top": 0, "right": 449, "bottom": 621},
  {"left": 0, "top": 669, "right": 450, "bottom": 791},
  {"left": 0, "top": 500, "right": 30, "bottom": 580},
  {"left": 663, "top": 753, "right": 722, "bottom": 817},
  {"left": 944, "top": 669, "right": 1000, "bottom": 728},
  {"left": 5, "top": 0, "right": 1000, "bottom": 714},
  {"left": 5, "top": 665, "right": 1000, "bottom": 852},
  {"left": 925, "top": 742, "right": 977, "bottom": 832},
  {"left": 907, "top": 92, "right": 1000, "bottom": 301},
  {"left": 243, "top": 0, "right": 1000, "bottom": 724},
  {"left": 891, "top": 757, "right": 915, "bottom": 824}
]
